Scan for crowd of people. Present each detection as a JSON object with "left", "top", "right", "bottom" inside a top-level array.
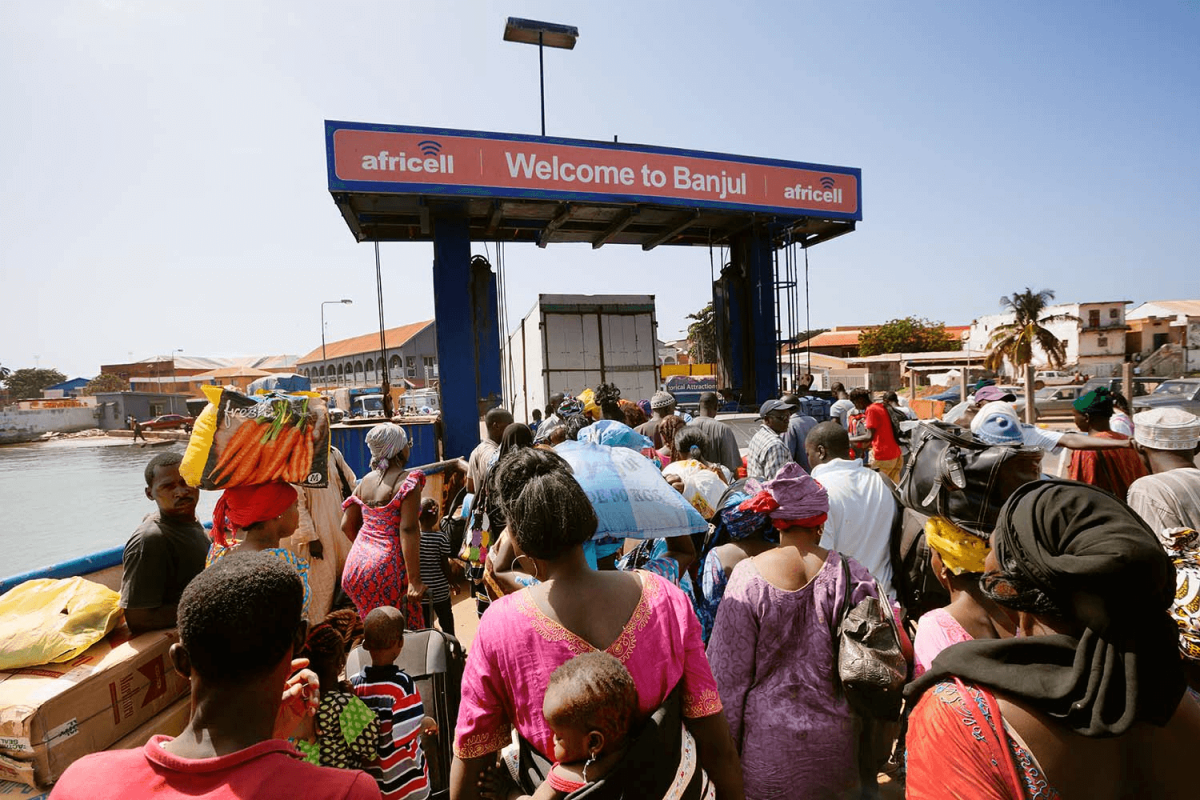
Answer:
[{"left": 49, "top": 378, "right": 1200, "bottom": 800}]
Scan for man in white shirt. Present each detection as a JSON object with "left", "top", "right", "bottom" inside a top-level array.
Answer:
[
  {"left": 806, "top": 421, "right": 898, "bottom": 599},
  {"left": 828, "top": 382, "right": 855, "bottom": 428},
  {"left": 1126, "top": 408, "right": 1200, "bottom": 533}
]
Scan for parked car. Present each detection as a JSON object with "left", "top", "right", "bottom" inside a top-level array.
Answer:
[
  {"left": 1081, "top": 376, "right": 1159, "bottom": 399},
  {"left": 926, "top": 387, "right": 961, "bottom": 405},
  {"left": 1034, "top": 370, "right": 1075, "bottom": 389},
  {"left": 139, "top": 414, "right": 195, "bottom": 431},
  {"left": 1131, "top": 380, "right": 1200, "bottom": 416},
  {"left": 1013, "top": 386, "right": 1086, "bottom": 416}
]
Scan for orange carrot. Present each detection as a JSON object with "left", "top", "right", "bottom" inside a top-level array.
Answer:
[
  {"left": 287, "top": 427, "right": 311, "bottom": 483},
  {"left": 261, "top": 425, "right": 299, "bottom": 483},
  {"left": 285, "top": 424, "right": 308, "bottom": 482},
  {"left": 209, "top": 419, "right": 260, "bottom": 479},
  {"left": 222, "top": 442, "right": 264, "bottom": 487}
]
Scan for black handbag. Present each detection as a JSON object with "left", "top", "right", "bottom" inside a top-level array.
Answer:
[
  {"left": 834, "top": 557, "right": 907, "bottom": 720},
  {"left": 897, "top": 420, "right": 1042, "bottom": 535}
]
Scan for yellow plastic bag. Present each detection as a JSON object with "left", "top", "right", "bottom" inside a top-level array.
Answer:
[{"left": 0, "top": 578, "right": 123, "bottom": 671}]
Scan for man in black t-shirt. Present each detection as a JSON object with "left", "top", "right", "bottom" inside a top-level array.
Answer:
[{"left": 120, "top": 452, "right": 211, "bottom": 634}]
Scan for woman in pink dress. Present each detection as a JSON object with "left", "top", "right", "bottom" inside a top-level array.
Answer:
[
  {"left": 341, "top": 423, "right": 426, "bottom": 627},
  {"left": 450, "top": 448, "right": 743, "bottom": 800},
  {"left": 912, "top": 517, "right": 1018, "bottom": 676}
]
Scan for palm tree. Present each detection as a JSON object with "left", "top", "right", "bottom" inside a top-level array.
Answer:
[{"left": 983, "top": 288, "right": 1077, "bottom": 423}]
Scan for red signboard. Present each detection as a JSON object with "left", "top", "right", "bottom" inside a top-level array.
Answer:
[{"left": 326, "top": 123, "right": 861, "bottom": 220}]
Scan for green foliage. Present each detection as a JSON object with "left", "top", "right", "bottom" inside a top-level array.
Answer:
[
  {"left": 3, "top": 368, "right": 67, "bottom": 399},
  {"left": 857, "top": 317, "right": 960, "bottom": 357},
  {"left": 686, "top": 302, "right": 718, "bottom": 363},
  {"left": 983, "top": 288, "right": 1077, "bottom": 373},
  {"left": 83, "top": 373, "right": 130, "bottom": 395}
]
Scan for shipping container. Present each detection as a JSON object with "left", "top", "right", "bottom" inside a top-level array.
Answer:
[{"left": 504, "top": 295, "right": 661, "bottom": 424}]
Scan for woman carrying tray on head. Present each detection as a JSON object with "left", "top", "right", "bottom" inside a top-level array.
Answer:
[{"left": 341, "top": 423, "right": 426, "bottom": 627}]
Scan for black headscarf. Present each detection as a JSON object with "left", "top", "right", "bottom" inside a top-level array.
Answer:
[{"left": 905, "top": 479, "right": 1184, "bottom": 737}]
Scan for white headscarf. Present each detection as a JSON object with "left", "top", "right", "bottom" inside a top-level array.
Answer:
[{"left": 366, "top": 423, "right": 408, "bottom": 472}]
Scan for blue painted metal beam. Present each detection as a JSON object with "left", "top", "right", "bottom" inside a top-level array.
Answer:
[
  {"left": 722, "top": 225, "right": 780, "bottom": 407},
  {"left": 431, "top": 211, "right": 503, "bottom": 460}
]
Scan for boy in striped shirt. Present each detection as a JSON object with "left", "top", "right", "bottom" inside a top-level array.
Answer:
[{"left": 351, "top": 606, "right": 438, "bottom": 800}]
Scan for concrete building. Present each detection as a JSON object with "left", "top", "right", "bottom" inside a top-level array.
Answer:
[
  {"left": 42, "top": 378, "right": 92, "bottom": 398},
  {"left": 966, "top": 300, "right": 1131, "bottom": 379},
  {"left": 296, "top": 320, "right": 438, "bottom": 389},
  {"left": 100, "top": 355, "right": 298, "bottom": 396},
  {"left": 93, "top": 392, "right": 190, "bottom": 430},
  {"left": 1126, "top": 300, "right": 1200, "bottom": 375}
]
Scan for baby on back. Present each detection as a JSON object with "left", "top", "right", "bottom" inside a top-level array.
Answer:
[{"left": 483, "top": 651, "right": 638, "bottom": 799}]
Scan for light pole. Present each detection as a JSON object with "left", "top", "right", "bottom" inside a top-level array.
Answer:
[
  {"left": 322, "top": 299, "right": 353, "bottom": 387},
  {"left": 169, "top": 348, "right": 183, "bottom": 395},
  {"left": 503, "top": 17, "right": 579, "bottom": 136}
]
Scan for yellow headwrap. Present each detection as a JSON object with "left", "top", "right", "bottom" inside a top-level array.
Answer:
[
  {"left": 925, "top": 516, "right": 991, "bottom": 575},
  {"left": 579, "top": 388, "right": 600, "bottom": 420}
]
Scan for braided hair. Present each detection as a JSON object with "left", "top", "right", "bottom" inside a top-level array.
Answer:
[
  {"left": 594, "top": 383, "right": 624, "bottom": 422},
  {"left": 301, "top": 609, "right": 360, "bottom": 693}
]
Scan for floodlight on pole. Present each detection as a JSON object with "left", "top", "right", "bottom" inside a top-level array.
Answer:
[
  {"left": 503, "top": 17, "right": 578, "bottom": 136},
  {"left": 321, "top": 299, "right": 353, "bottom": 386}
]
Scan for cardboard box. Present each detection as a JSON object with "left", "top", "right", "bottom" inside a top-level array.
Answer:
[
  {"left": 108, "top": 695, "right": 190, "bottom": 751},
  {"left": 0, "top": 626, "right": 189, "bottom": 788},
  {"left": 0, "top": 778, "right": 48, "bottom": 800}
]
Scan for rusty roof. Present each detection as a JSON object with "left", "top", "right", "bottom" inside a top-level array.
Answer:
[{"left": 297, "top": 320, "right": 434, "bottom": 365}]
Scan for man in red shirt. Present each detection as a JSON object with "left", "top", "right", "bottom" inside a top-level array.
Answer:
[
  {"left": 848, "top": 388, "right": 903, "bottom": 483},
  {"left": 51, "top": 553, "right": 381, "bottom": 800},
  {"left": 1067, "top": 387, "right": 1147, "bottom": 498}
]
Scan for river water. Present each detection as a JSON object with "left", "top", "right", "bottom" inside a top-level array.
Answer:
[{"left": 0, "top": 438, "right": 219, "bottom": 579}]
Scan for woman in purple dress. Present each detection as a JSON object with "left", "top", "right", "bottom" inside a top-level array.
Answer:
[
  {"left": 707, "top": 463, "right": 881, "bottom": 799},
  {"left": 341, "top": 423, "right": 426, "bottom": 627}
]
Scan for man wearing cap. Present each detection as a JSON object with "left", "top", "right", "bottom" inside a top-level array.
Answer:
[
  {"left": 1126, "top": 408, "right": 1200, "bottom": 533},
  {"left": 746, "top": 398, "right": 795, "bottom": 481},
  {"left": 780, "top": 393, "right": 819, "bottom": 472},
  {"left": 636, "top": 390, "right": 677, "bottom": 449},
  {"left": 1067, "top": 387, "right": 1147, "bottom": 497},
  {"left": 848, "top": 388, "right": 904, "bottom": 483},
  {"left": 686, "top": 391, "right": 742, "bottom": 473}
]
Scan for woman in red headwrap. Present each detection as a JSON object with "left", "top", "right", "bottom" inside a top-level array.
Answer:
[
  {"left": 207, "top": 482, "right": 311, "bottom": 617},
  {"left": 707, "top": 463, "right": 893, "bottom": 799}
]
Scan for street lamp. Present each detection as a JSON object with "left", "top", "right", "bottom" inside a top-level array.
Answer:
[
  {"left": 169, "top": 348, "right": 183, "bottom": 394},
  {"left": 503, "top": 17, "right": 579, "bottom": 136},
  {"left": 322, "top": 299, "right": 353, "bottom": 387}
]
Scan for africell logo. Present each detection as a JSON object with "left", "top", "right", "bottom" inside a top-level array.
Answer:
[
  {"left": 359, "top": 139, "right": 455, "bottom": 174},
  {"left": 784, "top": 175, "right": 844, "bottom": 203}
]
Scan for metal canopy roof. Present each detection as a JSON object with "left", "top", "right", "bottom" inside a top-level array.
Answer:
[{"left": 330, "top": 192, "right": 856, "bottom": 251}]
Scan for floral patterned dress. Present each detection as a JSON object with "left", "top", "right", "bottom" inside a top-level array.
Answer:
[{"left": 342, "top": 470, "right": 426, "bottom": 628}]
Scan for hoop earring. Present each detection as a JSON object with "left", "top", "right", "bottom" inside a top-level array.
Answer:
[
  {"left": 583, "top": 751, "right": 598, "bottom": 783},
  {"left": 512, "top": 554, "right": 540, "bottom": 582}
]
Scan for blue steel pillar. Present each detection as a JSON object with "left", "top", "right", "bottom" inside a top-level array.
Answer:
[
  {"left": 719, "top": 225, "right": 779, "bottom": 407},
  {"left": 431, "top": 211, "right": 503, "bottom": 460}
]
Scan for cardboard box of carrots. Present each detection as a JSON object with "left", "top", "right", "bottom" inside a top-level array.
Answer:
[{"left": 180, "top": 385, "right": 331, "bottom": 489}]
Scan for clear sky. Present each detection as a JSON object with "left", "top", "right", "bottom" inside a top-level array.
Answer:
[{"left": 2, "top": 1, "right": 1197, "bottom": 379}]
